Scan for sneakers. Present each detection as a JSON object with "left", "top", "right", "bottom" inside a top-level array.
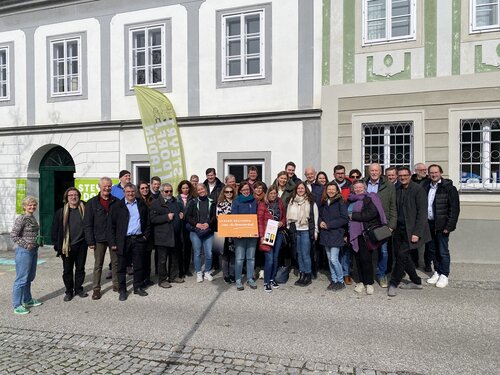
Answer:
[
  {"left": 236, "top": 280, "right": 244, "bottom": 291},
  {"left": 399, "top": 282, "right": 423, "bottom": 290},
  {"left": 427, "top": 272, "right": 440, "bottom": 285},
  {"left": 436, "top": 274, "right": 449, "bottom": 288},
  {"left": 377, "top": 276, "right": 388, "bottom": 288},
  {"left": 204, "top": 272, "right": 213, "bottom": 281},
  {"left": 14, "top": 305, "right": 30, "bottom": 315},
  {"left": 366, "top": 284, "right": 374, "bottom": 295},
  {"left": 223, "top": 276, "right": 231, "bottom": 284},
  {"left": 331, "top": 282, "right": 346, "bottom": 291},
  {"left": 387, "top": 284, "right": 397, "bottom": 297},
  {"left": 24, "top": 299, "right": 43, "bottom": 307},
  {"left": 247, "top": 279, "right": 257, "bottom": 289},
  {"left": 354, "top": 283, "right": 365, "bottom": 294},
  {"left": 264, "top": 283, "right": 272, "bottom": 293},
  {"left": 270, "top": 280, "right": 280, "bottom": 289},
  {"left": 196, "top": 272, "right": 203, "bottom": 283}
]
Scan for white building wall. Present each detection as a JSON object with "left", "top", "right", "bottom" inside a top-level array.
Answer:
[
  {"left": 0, "top": 30, "right": 27, "bottom": 127},
  {"left": 34, "top": 19, "right": 102, "bottom": 124},
  {"left": 109, "top": 5, "right": 189, "bottom": 120},
  {"left": 199, "top": 0, "right": 299, "bottom": 115}
]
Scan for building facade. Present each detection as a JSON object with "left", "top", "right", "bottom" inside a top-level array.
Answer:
[{"left": 0, "top": 0, "right": 498, "bottom": 263}]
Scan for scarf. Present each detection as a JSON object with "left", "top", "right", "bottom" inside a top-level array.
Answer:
[
  {"left": 287, "top": 195, "right": 310, "bottom": 226},
  {"left": 237, "top": 194, "right": 255, "bottom": 203},
  {"left": 62, "top": 201, "right": 85, "bottom": 257},
  {"left": 348, "top": 192, "right": 387, "bottom": 252},
  {"left": 180, "top": 193, "right": 188, "bottom": 205}
]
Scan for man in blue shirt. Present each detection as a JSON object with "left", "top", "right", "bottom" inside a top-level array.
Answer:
[
  {"left": 108, "top": 183, "right": 150, "bottom": 301},
  {"left": 111, "top": 170, "right": 131, "bottom": 200}
]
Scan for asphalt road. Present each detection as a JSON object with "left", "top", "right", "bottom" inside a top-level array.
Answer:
[{"left": 1, "top": 247, "right": 498, "bottom": 374}]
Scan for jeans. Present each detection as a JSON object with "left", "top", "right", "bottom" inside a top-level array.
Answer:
[
  {"left": 340, "top": 244, "right": 352, "bottom": 277},
  {"left": 190, "top": 232, "right": 213, "bottom": 273},
  {"left": 325, "top": 246, "right": 343, "bottom": 283},
  {"left": 376, "top": 241, "right": 389, "bottom": 279},
  {"left": 426, "top": 221, "right": 451, "bottom": 276},
  {"left": 295, "top": 230, "right": 312, "bottom": 274},
  {"left": 12, "top": 246, "right": 38, "bottom": 308},
  {"left": 263, "top": 231, "right": 283, "bottom": 284},
  {"left": 234, "top": 238, "right": 258, "bottom": 282}
]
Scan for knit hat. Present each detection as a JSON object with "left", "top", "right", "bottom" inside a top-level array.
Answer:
[{"left": 119, "top": 170, "right": 131, "bottom": 179}]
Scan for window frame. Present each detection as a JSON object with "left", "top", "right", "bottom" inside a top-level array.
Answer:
[
  {"left": 50, "top": 37, "right": 82, "bottom": 97},
  {"left": 216, "top": 3, "right": 272, "bottom": 88},
  {"left": 470, "top": 0, "right": 500, "bottom": 33},
  {"left": 124, "top": 19, "right": 172, "bottom": 96},
  {"left": 218, "top": 151, "right": 271, "bottom": 184},
  {"left": 459, "top": 117, "right": 500, "bottom": 191},
  {"left": 362, "top": 0, "right": 417, "bottom": 46},
  {"left": 0, "top": 42, "right": 15, "bottom": 106},
  {"left": 361, "top": 121, "right": 414, "bottom": 173},
  {"left": 46, "top": 32, "right": 87, "bottom": 102}
]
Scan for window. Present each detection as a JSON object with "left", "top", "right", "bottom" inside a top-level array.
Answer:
[
  {"left": 471, "top": 0, "right": 500, "bottom": 32},
  {"left": 129, "top": 24, "right": 165, "bottom": 87},
  {"left": 217, "top": 4, "right": 271, "bottom": 87},
  {"left": 460, "top": 118, "right": 500, "bottom": 190},
  {"left": 362, "top": 121, "right": 413, "bottom": 173},
  {"left": 224, "top": 160, "right": 264, "bottom": 183},
  {"left": 0, "top": 46, "right": 9, "bottom": 101},
  {"left": 362, "top": 0, "right": 416, "bottom": 45},
  {"left": 222, "top": 9, "right": 265, "bottom": 81},
  {"left": 50, "top": 37, "right": 81, "bottom": 96}
]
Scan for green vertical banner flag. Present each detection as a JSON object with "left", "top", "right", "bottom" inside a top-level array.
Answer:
[
  {"left": 16, "top": 178, "right": 27, "bottom": 214},
  {"left": 134, "top": 86, "right": 186, "bottom": 189}
]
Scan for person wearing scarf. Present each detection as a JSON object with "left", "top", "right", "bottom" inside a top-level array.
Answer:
[
  {"left": 287, "top": 182, "right": 319, "bottom": 287},
  {"left": 319, "top": 182, "right": 349, "bottom": 291},
  {"left": 348, "top": 180, "right": 387, "bottom": 295},
  {"left": 231, "top": 182, "right": 259, "bottom": 291},
  {"left": 216, "top": 185, "right": 236, "bottom": 284},
  {"left": 52, "top": 187, "right": 88, "bottom": 301}
]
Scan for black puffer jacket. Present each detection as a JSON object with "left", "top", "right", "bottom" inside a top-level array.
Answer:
[{"left": 423, "top": 178, "right": 460, "bottom": 232}]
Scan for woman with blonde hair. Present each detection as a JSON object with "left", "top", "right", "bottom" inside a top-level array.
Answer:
[{"left": 11, "top": 196, "right": 42, "bottom": 315}]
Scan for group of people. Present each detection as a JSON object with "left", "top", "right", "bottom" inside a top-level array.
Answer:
[{"left": 10, "top": 161, "right": 460, "bottom": 314}]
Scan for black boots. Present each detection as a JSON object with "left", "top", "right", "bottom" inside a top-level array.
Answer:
[
  {"left": 294, "top": 272, "right": 305, "bottom": 286},
  {"left": 294, "top": 272, "right": 312, "bottom": 287}
]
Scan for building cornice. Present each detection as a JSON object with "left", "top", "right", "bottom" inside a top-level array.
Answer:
[
  {"left": 0, "top": 109, "right": 322, "bottom": 136},
  {"left": 0, "top": 0, "right": 96, "bottom": 15}
]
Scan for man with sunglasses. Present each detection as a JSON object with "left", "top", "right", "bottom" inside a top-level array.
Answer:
[{"left": 150, "top": 183, "right": 183, "bottom": 288}]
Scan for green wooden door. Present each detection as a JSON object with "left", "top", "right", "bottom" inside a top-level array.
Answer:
[{"left": 38, "top": 147, "right": 75, "bottom": 245}]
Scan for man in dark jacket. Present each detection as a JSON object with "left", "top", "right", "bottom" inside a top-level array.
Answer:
[
  {"left": 388, "top": 167, "right": 431, "bottom": 297},
  {"left": 423, "top": 165, "right": 460, "bottom": 288},
  {"left": 52, "top": 187, "right": 88, "bottom": 301},
  {"left": 84, "top": 177, "right": 118, "bottom": 300},
  {"left": 203, "top": 168, "right": 224, "bottom": 201},
  {"left": 108, "top": 183, "right": 150, "bottom": 301},
  {"left": 150, "top": 182, "right": 182, "bottom": 288},
  {"left": 364, "top": 163, "right": 397, "bottom": 288}
]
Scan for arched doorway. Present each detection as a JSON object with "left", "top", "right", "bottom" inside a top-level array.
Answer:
[{"left": 38, "top": 146, "right": 75, "bottom": 245}]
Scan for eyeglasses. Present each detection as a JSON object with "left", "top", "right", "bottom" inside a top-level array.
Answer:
[
  {"left": 140, "top": 187, "right": 149, "bottom": 190},
  {"left": 224, "top": 191, "right": 233, "bottom": 194},
  {"left": 164, "top": 190, "right": 173, "bottom": 193}
]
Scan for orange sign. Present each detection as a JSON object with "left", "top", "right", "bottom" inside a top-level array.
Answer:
[{"left": 217, "top": 214, "right": 259, "bottom": 238}]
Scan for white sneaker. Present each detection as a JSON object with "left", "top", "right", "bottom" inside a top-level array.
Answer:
[
  {"left": 204, "top": 272, "right": 213, "bottom": 281},
  {"left": 354, "top": 283, "right": 365, "bottom": 294},
  {"left": 196, "top": 272, "right": 203, "bottom": 283},
  {"left": 427, "top": 272, "right": 440, "bottom": 285},
  {"left": 366, "top": 284, "right": 374, "bottom": 295},
  {"left": 435, "top": 274, "right": 448, "bottom": 288},
  {"left": 259, "top": 270, "right": 264, "bottom": 279}
]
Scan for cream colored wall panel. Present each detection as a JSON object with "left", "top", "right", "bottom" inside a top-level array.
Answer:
[
  {"left": 330, "top": 0, "right": 343, "bottom": 85},
  {"left": 425, "top": 133, "right": 448, "bottom": 147},
  {"left": 199, "top": 0, "right": 299, "bottom": 115},
  {"left": 436, "top": 0, "right": 452, "bottom": 77},
  {"left": 109, "top": 5, "right": 188, "bottom": 120},
  {"left": 338, "top": 124, "right": 352, "bottom": 137}
]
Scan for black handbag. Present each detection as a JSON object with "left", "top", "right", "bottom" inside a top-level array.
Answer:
[{"left": 366, "top": 224, "right": 392, "bottom": 243}]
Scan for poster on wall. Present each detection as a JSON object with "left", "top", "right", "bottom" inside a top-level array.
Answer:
[
  {"left": 134, "top": 86, "right": 187, "bottom": 189},
  {"left": 75, "top": 178, "right": 118, "bottom": 202},
  {"left": 16, "top": 179, "right": 26, "bottom": 214}
]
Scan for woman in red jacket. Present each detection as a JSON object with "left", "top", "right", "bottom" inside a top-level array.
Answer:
[{"left": 257, "top": 185, "right": 286, "bottom": 292}]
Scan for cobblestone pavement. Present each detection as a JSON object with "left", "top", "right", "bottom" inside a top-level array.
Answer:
[{"left": 0, "top": 327, "right": 419, "bottom": 375}]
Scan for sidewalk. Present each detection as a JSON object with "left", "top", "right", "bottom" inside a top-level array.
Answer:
[{"left": 1, "top": 247, "right": 499, "bottom": 374}]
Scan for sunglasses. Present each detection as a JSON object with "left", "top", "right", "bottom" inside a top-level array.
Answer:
[
  {"left": 164, "top": 190, "right": 173, "bottom": 193},
  {"left": 224, "top": 190, "right": 234, "bottom": 194},
  {"left": 350, "top": 175, "right": 360, "bottom": 179}
]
